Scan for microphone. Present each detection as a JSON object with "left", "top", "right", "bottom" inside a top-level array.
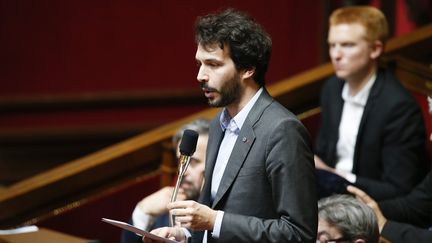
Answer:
[{"left": 169, "top": 129, "right": 199, "bottom": 227}]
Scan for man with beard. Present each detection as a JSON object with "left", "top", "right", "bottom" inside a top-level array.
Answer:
[
  {"left": 145, "top": 8, "right": 317, "bottom": 243},
  {"left": 121, "top": 119, "right": 209, "bottom": 243}
]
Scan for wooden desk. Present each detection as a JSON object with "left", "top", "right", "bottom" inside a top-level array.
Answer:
[{"left": 0, "top": 228, "right": 95, "bottom": 243}]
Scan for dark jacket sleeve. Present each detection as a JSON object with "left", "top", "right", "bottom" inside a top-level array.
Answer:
[
  {"left": 314, "top": 77, "right": 342, "bottom": 164},
  {"left": 381, "top": 221, "right": 432, "bottom": 243},
  {"left": 378, "top": 173, "right": 432, "bottom": 242},
  {"left": 379, "top": 172, "right": 432, "bottom": 228},
  {"left": 354, "top": 95, "right": 427, "bottom": 200}
]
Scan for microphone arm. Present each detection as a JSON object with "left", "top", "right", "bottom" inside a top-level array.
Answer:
[
  {"left": 170, "top": 155, "right": 192, "bottom": 202},
  {"left": 169, "top": 154, "right": 192, "bottom": 227},
  {"left": 168, "top": 129, "right": 198, "bottom": 227}
]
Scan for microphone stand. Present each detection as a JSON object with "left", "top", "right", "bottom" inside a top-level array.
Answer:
[{"left": 169, "top": 155, "right": 192, "bottom": 227}]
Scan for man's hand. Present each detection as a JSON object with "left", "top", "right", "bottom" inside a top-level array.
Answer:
[
  {"left": 314, "top": 155, "right": 334, "bottom": 172},
  {"left": 138, "top": 187, "right": 187, "bottom": 216},
  {"left": 314, "top": 155, "right": 352, "bottom": 180},
  {"left": 347, "top": 185, "right": 387, "bottom": 232},
  {"left": 168, "top": 200, "right": 217, "bottom": 231},
  {"left": 142, "top": 226, "right": 186, "bottom": 243}
]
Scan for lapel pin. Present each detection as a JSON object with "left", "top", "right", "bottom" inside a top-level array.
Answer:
[{"left": 242, "top": 137, "right": 247, "bottom": 143}]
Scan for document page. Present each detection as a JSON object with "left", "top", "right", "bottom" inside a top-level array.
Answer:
[{"left": 102, "top": 218, "right": 179, "bottom": 243}]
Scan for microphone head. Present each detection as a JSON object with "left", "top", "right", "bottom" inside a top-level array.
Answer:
[{"left": 179, "top": 129, "right": 199, "bottom": 156}]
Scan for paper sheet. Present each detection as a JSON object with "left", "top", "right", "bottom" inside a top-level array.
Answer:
[
  {"left": 0, "top": 225, "right": 39, "bottom": 235},
  {"left": 102, "top": 218, "right": 179, "bottom": 243}
]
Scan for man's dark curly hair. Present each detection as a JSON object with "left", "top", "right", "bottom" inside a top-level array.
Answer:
[{"left": 195, "top": 8, "right": 272, "bottom": 87}]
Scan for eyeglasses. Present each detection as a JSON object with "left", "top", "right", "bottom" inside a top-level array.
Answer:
[
  {"left": 317, "top": 238, "right": 351, "bottom": 243},
  {"left": 317, "top": 232, "right": 352, "bottom": 243}
]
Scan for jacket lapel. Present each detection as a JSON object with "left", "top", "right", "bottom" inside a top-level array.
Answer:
[
  {"left": 211, "top": 89, "right": 272, "bottom": 208},
  {"left": 328, "top": 80, "right": 345, "bottom": 166},
  {"left": 199, "top": 117, "right": 224, "bottom": 206},
  {"left": 353, "top": 69, "right": 383, "bottom": 171},
  {"left": 211, "top": 124, "right": 255, "bottom": 208}
]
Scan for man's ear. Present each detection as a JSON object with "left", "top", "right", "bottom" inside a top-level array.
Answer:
[
  {"left": 370, "top": 40, "right": 383, "bottom": 60},
  {"left": 242, "top": 67, "right": 256, "bottom": 80}
]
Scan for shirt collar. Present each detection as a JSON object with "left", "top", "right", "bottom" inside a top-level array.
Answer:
[
  {"left": 341, "top": 73, "right": 376, "bottom": 106},
  {"left": 219, "top": 87, "right": 263, "bottom": 134}
]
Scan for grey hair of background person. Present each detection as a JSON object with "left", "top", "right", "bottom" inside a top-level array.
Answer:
[
  {"left": 172, "top": 118, "right": 210, "bottom": 148},
  {"left": 318, "top": 194, "right": 379, "bottom": 243}
]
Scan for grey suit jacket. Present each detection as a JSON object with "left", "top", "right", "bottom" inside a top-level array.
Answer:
[{"left": 192, "top": 89, "right": 317, "bottom": 243}]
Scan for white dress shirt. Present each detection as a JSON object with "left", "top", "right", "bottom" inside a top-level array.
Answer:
[
  {"left": 336, "top": 74, "right": 376, "bottom": 183},
  {"left": 131, "top": 206, "right": 154, "bottom": 231}
]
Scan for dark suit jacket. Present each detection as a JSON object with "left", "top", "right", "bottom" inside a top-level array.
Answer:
[
  {"left": 379, "top": 172, "right": 432, "bottom": 242},
  {"left": 191, "top": 89, "right": 317, "bottom": 243},
  {"left": 315, "top": 68, "right": 427, "bottom": 200},
  {"left": 120, "top": 215, "right": 169, "bottom": 243}
]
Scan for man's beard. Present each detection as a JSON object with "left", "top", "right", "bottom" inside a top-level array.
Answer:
[
  {"left": 180, "top": 180, "right": 201, "bottom": 201},
  {"left": 201, "top": 73, "right": 241, "bottom": 107}
]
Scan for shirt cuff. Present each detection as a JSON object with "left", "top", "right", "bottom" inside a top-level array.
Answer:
[
  {"left": 182, "top": 227, "right": 191, "bottom": 239},
  {"left": 345, "top": 172, "right": 357, "bottom": 183},
  {"left": 132, "top": 206, "right": 155, "bottom": 231},
  {"left": 211, "top": 211, "right": 224, "bottom": 239}
]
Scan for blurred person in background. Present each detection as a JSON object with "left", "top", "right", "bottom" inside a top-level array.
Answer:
[
  {"left": 121, "top": 119, "right": 209, "bottom": 243},
  {"left": 314, "top": 6, "right": 427, "bottom": 200}
]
